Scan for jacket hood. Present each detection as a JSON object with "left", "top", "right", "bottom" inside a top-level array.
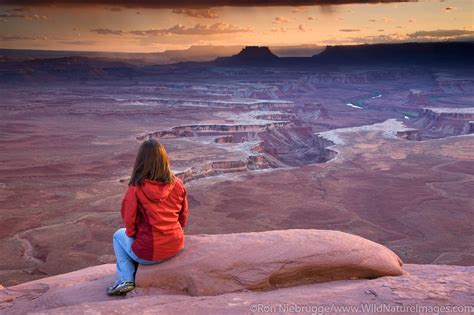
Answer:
[{"left": 139, "top": 179, "right": 176, "bottom": 203}]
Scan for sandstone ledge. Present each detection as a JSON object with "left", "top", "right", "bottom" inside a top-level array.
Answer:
[
  {"left": 136, "top": 229, "right": 403, "bottom": 295},
  {"left": 2, "top": 264, "right": 472, "bottom": 314},
  {"left": 2, "top": 230, "right": 472, "bottom": 314}
]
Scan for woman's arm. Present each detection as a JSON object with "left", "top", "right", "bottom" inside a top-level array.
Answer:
[
  {"left": 120, "top": 186, "right": 138, "bottom": 237},
  {"left": 178, "top": 188, "right": 189, "bottom": 229}
]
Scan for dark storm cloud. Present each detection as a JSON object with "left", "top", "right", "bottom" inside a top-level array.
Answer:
[{"left": 0, "top": 0, "right": 418, "bottom": 8}]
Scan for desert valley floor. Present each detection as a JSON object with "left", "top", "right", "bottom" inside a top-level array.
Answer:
[{"left": 0, "top": 60, "right": 473, "bottom": 286}]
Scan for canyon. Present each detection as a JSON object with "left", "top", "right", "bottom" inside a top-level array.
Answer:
[{"left": 0, "top": 43, "right": 473, "bottom": 313}]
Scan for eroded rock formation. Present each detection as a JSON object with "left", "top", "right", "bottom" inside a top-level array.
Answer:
[
  {"left": 138, "top": 122, "right": 293, "bottom": 140},
  {"left": 396, "top": 129, "right": 422, "bottom": 141},
  {"left": 175, "top": 158, "right": 268, "bottom": 182},
  {"left": 1, "top": 230, "right": 472, "bottom": 314},
  {"left": 402, "top": 107, "right": 474, "bottom": 140},
  {"left": 140, "top": 113, "right": 335, "bottom": 182},
  {"left": 136, "top": 229, "right": 403, "bottom": 296}
]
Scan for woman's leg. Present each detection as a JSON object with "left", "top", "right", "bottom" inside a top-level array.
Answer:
[
  {"left": 113, "top": 228, "right": 187, "bottom": 282},
  {"left": 129, "top": 244, "right": 186, "bottom": 265},
  {"left": 112, "top": 228, "right": 137, "bottom": 283}
]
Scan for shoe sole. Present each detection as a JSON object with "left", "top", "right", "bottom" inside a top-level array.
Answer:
[{"left": 107, "top": 286, "right": 135, "bottom": 296}]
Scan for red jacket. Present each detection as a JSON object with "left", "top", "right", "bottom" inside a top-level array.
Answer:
[{"left": 120, "top": 177, "right": 188, "bottom": 261}]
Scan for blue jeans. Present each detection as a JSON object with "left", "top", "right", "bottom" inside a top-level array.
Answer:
[{"left": 112, "top": 228, "right": 184, "bottom": 284}]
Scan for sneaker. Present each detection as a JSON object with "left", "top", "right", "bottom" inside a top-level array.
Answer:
[{"left": 106, "top": 281, "right": 135, "bottom": 296}]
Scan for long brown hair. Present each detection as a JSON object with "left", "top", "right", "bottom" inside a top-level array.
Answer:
[{"left": 129, "top": 139, "right": 175, "bottom": 186}]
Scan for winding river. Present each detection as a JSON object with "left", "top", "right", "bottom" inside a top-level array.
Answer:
[{"left": 346, "top": 92, "right": 420, "bottom": 119}]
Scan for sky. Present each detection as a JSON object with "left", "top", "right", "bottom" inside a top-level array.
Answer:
[{"left": 0, "top": 0, "right": 472, "bottom": 52}]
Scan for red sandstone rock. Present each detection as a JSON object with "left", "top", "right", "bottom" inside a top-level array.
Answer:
[
  {"left": 2, "top": 263, "right": 472, "bottom": 314},
  {"left": 135, "top": 229, "right": 403, "bottom": 296}
]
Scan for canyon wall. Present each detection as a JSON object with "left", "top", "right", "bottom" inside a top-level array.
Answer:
[{"left": 402, "top": 107, "right": 474, "bottom": 140}]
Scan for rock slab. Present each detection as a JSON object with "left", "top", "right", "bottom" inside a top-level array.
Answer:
[{"left": 136, "top": 229, "right": 403, "bottom": 295}]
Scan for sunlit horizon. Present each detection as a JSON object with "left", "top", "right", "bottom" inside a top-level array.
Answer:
[{"left": 0, "top": 0, "right": 473, "bottom": 53}]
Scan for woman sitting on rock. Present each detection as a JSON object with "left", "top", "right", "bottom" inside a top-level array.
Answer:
[{"left": 107, "top": 138, "right": 189, "bottom": 296}]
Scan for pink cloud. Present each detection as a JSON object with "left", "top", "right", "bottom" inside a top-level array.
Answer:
[
  {"left": 171, "top": 8, "right": 219, "bottom": 18},
  {"left": 273, "top": 16, "right": 289, "bottom": 24}
]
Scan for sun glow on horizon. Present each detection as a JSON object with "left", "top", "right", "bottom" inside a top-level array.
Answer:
[{"left": 0, "top": 0, "right": 473, "bottom": 53}]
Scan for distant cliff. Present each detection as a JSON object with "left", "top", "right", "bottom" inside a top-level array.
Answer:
[
  {"left": 2, "top": 42, "right": 473, "bottom": 82},
  {"left": 214, "top": 41, "right": 474, "bottom": 67},
  {"left": 313, "top": 41, "right": 474, "bottom": 65},
  {"left": 214, "top": 46, "right": 279, "bottom": 66}
]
